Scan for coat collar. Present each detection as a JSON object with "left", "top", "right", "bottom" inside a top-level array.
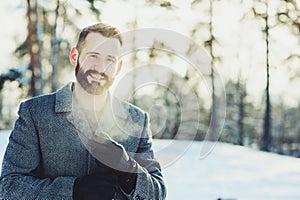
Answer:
[
  {"left": 54, "top": 82, "right": 140, "bottom": 140},
  {"left": 54, "top": 82, "right": 127, "bottom": 119},
  {"left": 55, "top": 82, "right": 73, "bottom": 113}
]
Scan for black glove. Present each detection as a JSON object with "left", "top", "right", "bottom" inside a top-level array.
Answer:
[
  {"left": 116, "top": 167, "right": 137, "bottom": 194},
  {"left": 96, "top": 159, "right": 137, "bottom": 194},
  {"left": 73, "top": 173, "right": 118, "bottom": 200},
  {"left": 79, "top": 133, "right": 138, "bottom": 172},
  {"left": 79, "top": 133, "right": 138, "bottom": 193}
]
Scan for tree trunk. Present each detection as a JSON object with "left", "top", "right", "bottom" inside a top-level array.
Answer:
[
  {"left": 238, "top": 81, "right": 245, "bottom": 146},
  {"left": 208, "top": 0, "right": 218, "bottom": 141},
  {"left": 27, "top": 0, "right": 42, "bottom": 96},
  {"left": 51, "top": 0, "right": 60, "bottom": 92},
  {"left": 261, "top": 2, "right": 272, "bottom": 151}
]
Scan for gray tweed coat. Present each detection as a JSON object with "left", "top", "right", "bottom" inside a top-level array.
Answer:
[{"left": 0, "top": 83, "right": 166, "bottom": 200}]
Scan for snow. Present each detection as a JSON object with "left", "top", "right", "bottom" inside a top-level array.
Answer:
[
  {"left": 154, "top": 140, "right": 300, "bottom": 200},
  {"left": 0, "top": 131, "right": 10, "bottom": 171},
  {"left": 1, "top": 131, "right": 300, "bottom": 199}
]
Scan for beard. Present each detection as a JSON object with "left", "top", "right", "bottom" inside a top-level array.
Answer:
[{"left": 75, "top": 62, "right": 114, "bottom": 95}]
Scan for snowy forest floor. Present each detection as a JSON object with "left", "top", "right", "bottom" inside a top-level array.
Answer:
[{"left": 1, "top": 131, "right": 300, "bottom": 200}]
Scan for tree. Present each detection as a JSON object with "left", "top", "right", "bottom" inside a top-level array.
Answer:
[
  {"left": 25, "top": 0, "right": 42, "bottom": 96},
  {"left": 223, "top": 79, "right": 248, "bottom": 145},
  {"left": 261, "top": 1, "right": 272, "bottom": 151},
  {"left": 251, "top": 0, "right": 272, "bottom": 151},
  {"left": 191, "top": 0, "right": 222, "bottom": 142},
  {"left": 0, "top": 64, "right": 29, "bottom": 128},
  {"left": 14, "top": 0, "right": 103, "bottom": 96},
  {"left": 50, "top": 0, "right": 60, "bottom": 92},
  {"left": 277, "top": 0, "right": 300, "bottom": 88}
]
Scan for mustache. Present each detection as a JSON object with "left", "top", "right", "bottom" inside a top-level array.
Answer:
[{"left": 85, "top": 70, "right": 109, "bottom": 80}]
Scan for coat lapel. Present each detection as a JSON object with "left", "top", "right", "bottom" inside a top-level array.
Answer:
[
  {"left": 95, "top": 96, "right": 129, "bottom": 140},
  {"left": 95, "top": 97, "right": 144, "bottom": 142},
  {"left": 67, "top": 98, "right": 93, "bottom": 139},
  {"left": 54, "top": 82, "right": 143, "bottom": 143},
  {"left": 55, "top": 82, "right": 93, "bottom": 139}
]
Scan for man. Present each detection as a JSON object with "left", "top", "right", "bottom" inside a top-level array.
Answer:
[{"left": 0, "top": 23, "right": 166, "bottom": 200}]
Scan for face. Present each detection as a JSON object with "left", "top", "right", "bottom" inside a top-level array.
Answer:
[{"left": 71, "top": 33, "right": 122, "bottom": 95}]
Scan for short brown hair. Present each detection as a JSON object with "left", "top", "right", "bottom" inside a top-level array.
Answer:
[{"left": 75, "top": 23, "right": 123, "bottom": 54}]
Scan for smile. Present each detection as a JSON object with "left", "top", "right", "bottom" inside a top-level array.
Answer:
[
  {"left": 87, "top": 73, "right": 108, "bottom": 86},
  {"left": 89, "top": 73, "right": 105, "bottom": 80}
]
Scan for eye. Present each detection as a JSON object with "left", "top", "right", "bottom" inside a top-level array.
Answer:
[
  {"left": 88, "top": 54, "right": 98, "bottom": 60},
  {"left": 106, "top": 57, "right": 116, "bottom": 63}
]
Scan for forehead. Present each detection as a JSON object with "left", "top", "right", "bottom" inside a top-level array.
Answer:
[{"left": 81, "top": 32, "right": 122, "bottom": 56}]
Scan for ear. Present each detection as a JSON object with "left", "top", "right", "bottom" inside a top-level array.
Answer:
[
  {"left": 69, "top": 47, "right": 79, "bottom": 66},
  {"left": 116, "top": 59, "right": 123, "bottom": 76}
]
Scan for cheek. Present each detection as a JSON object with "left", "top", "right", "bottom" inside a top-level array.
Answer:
[
  {"left": 106, "top": 64, "right": 118, "bottom": 74},
  {"left": 78, "top": 56, "right": 92, "bottom": 69}
]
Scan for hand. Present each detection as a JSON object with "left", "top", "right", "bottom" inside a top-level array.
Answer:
[
  {"left": 78, "top": 133, "right": 138, "bottom": 193},
  {"left": 73, "top": 173, "right": 118, "bottom": 200},
  {"left": 79, "top": 133, "right": 137, "bottom": 172}
]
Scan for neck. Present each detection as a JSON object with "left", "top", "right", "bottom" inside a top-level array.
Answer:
[{"left": 72, "top": 82, "right": 108, "bottom": 112}]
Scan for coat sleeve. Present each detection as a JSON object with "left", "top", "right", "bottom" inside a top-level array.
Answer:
[
  {"left": 125, "top": 112, "right": 167, "bottom": 200},
  {"left": 0, "top": 102, "right": 76, "bottom": 200}
]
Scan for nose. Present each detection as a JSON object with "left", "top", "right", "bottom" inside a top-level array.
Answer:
[{"left": 93, "top": 58, "right": 109, "bottom": 73}]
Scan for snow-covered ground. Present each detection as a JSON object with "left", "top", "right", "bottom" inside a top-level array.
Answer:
[{"left": 1, "top": 130, "right": 300, "bottom": 200}]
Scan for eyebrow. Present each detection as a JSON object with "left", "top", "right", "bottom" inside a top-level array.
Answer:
[
  {"left": 86, "top": 51, "right": 100, "bottom": 55},
  {"left": 86, "top": 52, "right": 117, "bottom": 61}
]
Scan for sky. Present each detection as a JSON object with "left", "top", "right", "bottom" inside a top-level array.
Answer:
[
  {"left": 99, "top": 0, "right": 300, "bottom": 107},
  {"left": 0, "top": 2, "right": 26, "bottom": 67},
  {"left": 0, "top": 0, "right": 299, "bottom": 108}
]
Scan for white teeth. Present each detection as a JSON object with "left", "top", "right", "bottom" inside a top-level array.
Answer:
[
  {"left": 93, "top": 74, "right": 102, "bottom": 79},
  {"left": 95, "top": 74, "right": 101, "bottom": 79}
]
